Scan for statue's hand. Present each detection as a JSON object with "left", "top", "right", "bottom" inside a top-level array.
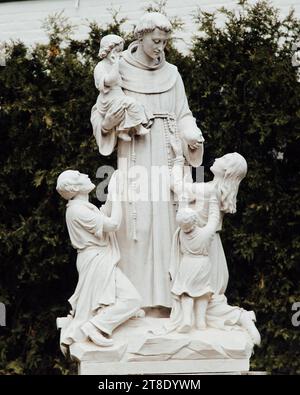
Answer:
[
  {"left": 169, "top": 134, "right": 183, "bottom": 157},
  {"left": 184, "top": 130, "right": 204, "bottom": 150},
  {"left": 102, "top": 106, "right": 125, "bottom": 132}
]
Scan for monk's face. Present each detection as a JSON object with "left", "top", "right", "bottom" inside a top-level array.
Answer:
[{"left": 140, "top": 28, "right": 169, "bottom": 61}]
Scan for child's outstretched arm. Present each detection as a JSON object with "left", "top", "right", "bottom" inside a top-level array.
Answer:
[
  {"left": 201, "top": 190, "right": 220, "bottom": 242},
  {"left": 169, "top": 134, "right": 195, "bottom": 202}
]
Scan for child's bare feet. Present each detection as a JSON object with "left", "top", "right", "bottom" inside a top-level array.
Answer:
[
  {"left": 196, "top": 320, "right": 206, "bottom": 330},
  {"left": 177, "top": 323, "right": 192, "bottom": 333}
]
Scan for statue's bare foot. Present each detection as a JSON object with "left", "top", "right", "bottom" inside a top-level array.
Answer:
[
  {"left": 177, "top": 323, "right": 192, "bottom": 333},
  {"left": 196, "top": 320, "right": 206, "bottom": 330},
  {"left": 81, "top": 322, "right": 113, "bottom": 347}
]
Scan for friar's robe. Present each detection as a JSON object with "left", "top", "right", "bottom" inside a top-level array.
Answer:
[{"left": 91, "top": 42, "right": 203, "bottom": 307}]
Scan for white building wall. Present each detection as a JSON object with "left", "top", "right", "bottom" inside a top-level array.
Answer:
[{"left": 0, "top": 0, "right": 300, "bottom": 52}]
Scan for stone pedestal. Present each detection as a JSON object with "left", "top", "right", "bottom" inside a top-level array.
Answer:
[{"left": 69, "top": 316, "right": 254, "bottom": 375}]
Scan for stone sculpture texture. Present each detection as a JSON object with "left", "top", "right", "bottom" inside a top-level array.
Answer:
[{"left": 56, "top": 12, "right": 261, "bottom": 374}]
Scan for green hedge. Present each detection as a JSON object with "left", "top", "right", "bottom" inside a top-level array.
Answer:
[{"left": 0, "top": 0, "right": 299, "bottom": 374}]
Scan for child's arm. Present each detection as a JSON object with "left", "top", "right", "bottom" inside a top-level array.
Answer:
[
  {"left": 94, "top": 62, "right": 106, "bottom": 91},
  {"left": 170, "top": 135, "right": 195, "bottom": 200},
  {"left": 94, "top": 59, "right": 119, "bottom": 92},
  {"left": 200, "top": 191, "right": 220, "bottom": 242},
  {"left": 103, "top": 57, "right": 120, "bottom": 87}
]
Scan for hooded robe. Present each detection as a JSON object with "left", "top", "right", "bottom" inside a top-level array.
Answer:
[{"left": 91, "top": 42, "right": 203, "bottom": 307}]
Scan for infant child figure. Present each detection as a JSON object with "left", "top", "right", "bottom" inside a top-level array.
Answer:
[
  {"left": 170, "top": 193, "right": 220, "bottom": 333},
  {"left": 94, "top": 34, "right": 151, "bottom": 142}
]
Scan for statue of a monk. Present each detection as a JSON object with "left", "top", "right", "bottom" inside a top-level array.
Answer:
[{"left": 91, "top": 12, "right": 204, "bottom": 308}]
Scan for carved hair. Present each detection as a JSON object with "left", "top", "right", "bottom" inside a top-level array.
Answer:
[
  {"left": 216, "top": 153, "right": 247, "bottom": 214},
  {"left": 134, "top": 12, "right": 172, "bottom": 39},
  {"left": 176, "top": 207, "right": 199, "bottom": 228},
  {"left": 56, "top": 170, "right": 81, "bottom": 200},
  {"left": 98, "top": 34, "right": 124, "bottom": 59}
]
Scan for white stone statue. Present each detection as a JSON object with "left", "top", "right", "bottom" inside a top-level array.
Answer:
[
  {"left": 170, "top": 193, "right": 219, "bottom": 333},
  {"left": 56, "top": 170, "right": 141, "bottom": 350},
  {"left": 169, "top": 136, "right": 261, "bottom": 345},
  {"left": 60, "top": 11, "right": 262, "bottom": 375},
  {"left": 91, "top": 12, "right": 204, "bottom": 307},
  {"left": 94, "top": 34, "right": 152, "bottom": 142}
]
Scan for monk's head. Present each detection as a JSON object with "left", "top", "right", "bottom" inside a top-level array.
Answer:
[{"left": 134, "top": 12, "right": 172, "bottom": 62}]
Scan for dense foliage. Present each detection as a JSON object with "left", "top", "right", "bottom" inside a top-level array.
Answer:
[{"left": 0, "top": 0, "right": 299, "bottom": 374}]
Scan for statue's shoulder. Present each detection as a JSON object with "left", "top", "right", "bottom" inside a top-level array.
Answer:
[
  {"left": 192, "top": 182, "right": 210, "bottom": 199},
  {"left": 94, "top": 60, "right": 107, "bottom": 74},
  {"left": 165, "top": 61, "right": 178, "bottom": 71},
  {"left": 201, "top": 182, "right": 219, "bottom": 200},
  {"left": 66, "top": 201, "right": 98, "bottom": 219},
  {"left": 164, "top": 61, "right": 178, "bottom": 75},
  {"left": 66, "top": 201, "right": 82, "bottom": 217}
]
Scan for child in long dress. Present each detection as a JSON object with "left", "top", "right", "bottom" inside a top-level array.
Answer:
[{"left": 94, "top": 34, "right": 151, "bottom": 141}]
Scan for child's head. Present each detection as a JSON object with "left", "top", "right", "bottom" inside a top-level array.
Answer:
[
  {"left": 176, "top": 208, "right": 198, "bottom": 233},
  {"left": 56, "top": 170, "right": 95, "bottom": 200},
  {"left": 210, "top": 153, "right": 247, "bottom": 181},
  {"left": 98, "top": 34, "right": 124, "bottom": 59},
  {"left": 210, "top": 152, "right": 247, "bottom": 214}
]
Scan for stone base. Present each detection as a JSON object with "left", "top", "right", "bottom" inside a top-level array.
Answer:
[
  {"left": 69, "top": 316, "right": 254, "bottom": 375},
  {"left": 78, "top": 359, "right": 250, "bottom": 375}
]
